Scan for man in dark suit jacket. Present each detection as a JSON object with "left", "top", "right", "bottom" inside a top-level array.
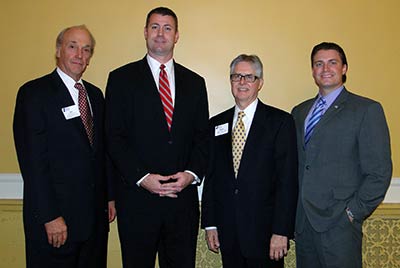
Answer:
[
  {"left": 13, "top": 25, "right": 115, "bottom": 268},
  {"left": 201, "top": 54, "right": 298, "bottom": 268},
  {"left": 291, "top": 42, "right": 392, "bottom": 268},
  {"left": 105, "top": 7, "right": 209, "bottom": 268}
]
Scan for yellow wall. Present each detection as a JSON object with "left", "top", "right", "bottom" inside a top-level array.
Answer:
[{"left": 1, "top": 0, "right": 399, "bottom": 175}]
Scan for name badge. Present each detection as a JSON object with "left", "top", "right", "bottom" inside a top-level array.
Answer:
[
  {"left": 215, "top": 123, "right": 229, "bottom": 136},
  {"left": 62, "top": 105, "right": 80, "bottom": 120}
]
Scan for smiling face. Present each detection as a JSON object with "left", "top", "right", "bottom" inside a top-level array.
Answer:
[
  {"left": 312, "top": 49, "right": 347, "bottom": 95},
  {"left": 231, "top": 61, "right": 264, "bottom": 110},
  {"left": 144, "top": 13, "right": 179, "bottom": 62},
  {"left": 56, "top": 27, "right": 93, "bottom": 81}
]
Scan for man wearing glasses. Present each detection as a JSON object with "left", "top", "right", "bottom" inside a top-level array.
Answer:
[{"left": 201, "top": 54, "right": 298, "bottom": 268}]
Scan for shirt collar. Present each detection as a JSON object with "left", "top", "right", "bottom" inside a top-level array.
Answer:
[
  {"left": 318, "top": 85, "right": 344, "bottom": 108},
  {"left": 146, "top": 54, "right": 174, "bottom": 73},
  {"left": 56, "top": 67, "right": 83, "bottom": 89},
  {"left": 234, "top": 98, "right": 258, "bottom": 121}
]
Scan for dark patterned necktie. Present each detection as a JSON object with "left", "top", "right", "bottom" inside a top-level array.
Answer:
[
  {"left": 75, "top": 83, "right": 94, "bottom": 146},
  {"left": 159, "top": 64, "right": 174, "bottom": 131}
]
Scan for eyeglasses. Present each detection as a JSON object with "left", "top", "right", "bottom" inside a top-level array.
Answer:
[{"left": 230, "top": 73, "right": 259, "bottom": 83}]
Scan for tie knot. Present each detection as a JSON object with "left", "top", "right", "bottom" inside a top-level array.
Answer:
[
  {"left": 160, "top": 64, "right": 166, "bottom": 71},
  {"left": 238, "top": 111, "right": 245, "bottom": 120},
  {"left": 74, "top": 83, "right": 84, "bottom": 91},
  {"left": 318, "top": 97, "right": 326, "bottom": 106}
]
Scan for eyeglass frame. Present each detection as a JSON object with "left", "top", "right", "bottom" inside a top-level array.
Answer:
[{"left": 230, "top": 73, "right": 259, "bottom": 83}]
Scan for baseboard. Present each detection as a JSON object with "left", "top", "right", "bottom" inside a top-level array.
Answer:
[{"left": 1, "top": 173, "right": 399, "bottom": 202}]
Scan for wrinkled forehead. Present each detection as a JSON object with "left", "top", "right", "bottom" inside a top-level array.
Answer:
[{"left": 62, "top": 28, "right": 93, "bottom": 46}]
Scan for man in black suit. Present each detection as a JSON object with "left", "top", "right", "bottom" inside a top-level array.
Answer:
[
  {"left": 105, "top": 7, "right": 209, "bottom": 268},
  {"left": 201, "top": 54, "right": 298, "bottom": 268},
  {"left": 13, "top": 25, "right": 115, "bottom": 268}
]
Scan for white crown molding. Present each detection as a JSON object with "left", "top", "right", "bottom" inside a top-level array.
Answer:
[
  {"left": 0, "top": 173, "right": 23, "bottom": 199},
  {"left": 0, "top": 173, "right": 399, "bottom": 203}
]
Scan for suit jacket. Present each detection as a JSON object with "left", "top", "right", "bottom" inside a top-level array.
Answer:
[
  {"left": 201, "top": 100, "right": 298, "bottom": 258},
  {"left": 291, "top": 88, "right": 392, "bottom": 233},
  {"left": 105, "top": 56, "right": 209, "bottom": 215},
  {"left": 13, "top": 70, "right": 109, "bottom": 242}
]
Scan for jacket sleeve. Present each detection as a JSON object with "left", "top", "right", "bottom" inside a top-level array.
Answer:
[
  {"left": 347, "top": 102, "right": 392, "bottom": 221},
  {"left": 13, "top": 85, "right": 60, "bottom": 225}
]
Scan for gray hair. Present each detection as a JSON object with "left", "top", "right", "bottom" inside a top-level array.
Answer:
[
  {"left": 230, "top": 54, "right": 263, "bottom": 79},
  {"left": 56, "top": 25, "right": 96, "bottom": 54}
]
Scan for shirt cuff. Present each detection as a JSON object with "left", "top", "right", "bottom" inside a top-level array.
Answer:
[
  {"left": 205, "top": 226, "right": 217, "bottom": 230},
  {"left": 185, "top": 170, "right": 200, "bottom": 184},
  {"left": 137, "top": 173, "right": 150, "bottom": 187}
]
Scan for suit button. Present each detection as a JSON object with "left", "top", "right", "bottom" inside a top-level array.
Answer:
[
  {"left": 234, "top": 189, "right": 239, "bottom": 195},
  {"left": 305, "top": 165, "right": 310, "bottom": 170}
]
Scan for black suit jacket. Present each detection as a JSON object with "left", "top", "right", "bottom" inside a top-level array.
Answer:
[
  {"left": 13, "top": 70, "right": 109, "bottom": 242},
  {"left": 201, "top": 100, "right": 298, "bottom": 258},
  {"left": 105, "top": 57, "right": 209, "bottom": 214}
]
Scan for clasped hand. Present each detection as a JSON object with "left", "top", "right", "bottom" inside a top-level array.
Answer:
[{"left": 141, "top": 172, "right": 194, "bottom": 198}]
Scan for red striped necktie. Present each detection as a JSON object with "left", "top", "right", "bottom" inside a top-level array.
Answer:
[{"left": 159, "top": 64, "right": 174, "bottom": 131}]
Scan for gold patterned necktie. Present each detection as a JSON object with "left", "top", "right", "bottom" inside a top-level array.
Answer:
[
  {"left": 75, "top": 82, "right": 94, "bottom": 146},
  {"left": 232, "top": 111, "right": 246, "bottom": 177}
]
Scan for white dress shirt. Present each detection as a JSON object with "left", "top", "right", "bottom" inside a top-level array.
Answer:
[
  {"left": 56, "top": 67, "right": 93, "bottom": 115},
  {"left": 136, "top": 55, "right": 199, "bottom": 186}
]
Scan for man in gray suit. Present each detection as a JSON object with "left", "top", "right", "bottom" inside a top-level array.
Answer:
[{"left": 291, "top": 42, "right": 392, "bottom": 268}]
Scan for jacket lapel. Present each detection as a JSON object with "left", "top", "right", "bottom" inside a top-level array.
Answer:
[
  {"left": 140, "top": 57, "right": 171, "bottom": 135},
  {"left": 311, "top": 88, "right": 349, "bottom": 137},
  {"left": 236, "top": 101, "right": 265, "bottom": 179},
  {"left": 50, "top": 70, "right": 92, "bottom": 150}
]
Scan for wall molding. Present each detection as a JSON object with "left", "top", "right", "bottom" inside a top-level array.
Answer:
[{"left": 1, "top": 173, "right": 399, "bottom": 202}]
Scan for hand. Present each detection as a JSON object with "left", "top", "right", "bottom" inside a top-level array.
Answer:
[
  {"left": 108, "top": 200, "right": 116, "bottom": 223},
  {"left": 140, "top": 174, "right": 176, "bottom": 196},
  {"left": 44, "top": 216, "right": 67, "bottom": 248},
  {"left": 269, "top": 234, "right": 288, "bottom": 261},
  {"left": 346, "top": 207, "right": 354, "bottom": 223},
  {"left": 205, "top": 229, "right": 220, "bottom": 253},
  {"left": 159, "top": 172, "right": 194, "bottom": 198}
]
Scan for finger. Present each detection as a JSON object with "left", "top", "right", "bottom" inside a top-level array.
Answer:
[
  {"left": 61, "top": 231, "right": 67, "bottom": 245},
  {"left": 47, "top": 233, "right": 53, "bottom": 245},
  {"left": 159, "top": 193, "right": 178, "bottom": 198},
  {"left": 274, "top": 251, "right": 279, "bottom": 261},
  {"left": 52, "top": 236, "right": 59, "bottom": 248}
]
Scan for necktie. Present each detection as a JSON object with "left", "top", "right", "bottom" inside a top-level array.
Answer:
[
  {"left": 75, "top": 83, "right": 94, "bottom": 146},
  {"left": 304, "top": 97, "right": 326, "bottom": 145},
  {"left": 159, "top": 64, "right": 174, "bottom": 131},
  {"left": 232, "top": 111, "right": 246, "bottom": 177}
]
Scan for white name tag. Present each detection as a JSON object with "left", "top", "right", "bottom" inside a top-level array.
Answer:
[
  {"left": 215, "top": 123, "right": 229, "bottom": 136},
  {"left": 62, "top": 105, "right": 80, "bottom": 120}
]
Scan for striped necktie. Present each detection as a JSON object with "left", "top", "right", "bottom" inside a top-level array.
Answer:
[
  {"left": 159, "top": 64, "right": 173, "bottom": 131},
  {"left": 304, "top": 97, "right": 326, "bottom": 145}
]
